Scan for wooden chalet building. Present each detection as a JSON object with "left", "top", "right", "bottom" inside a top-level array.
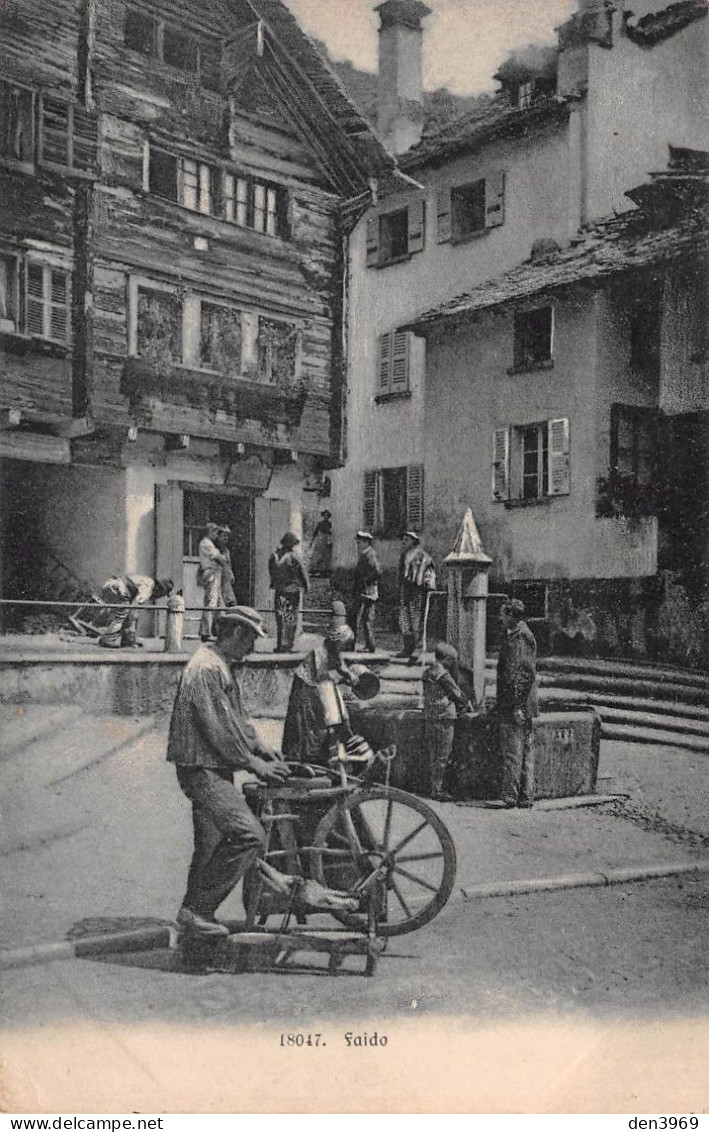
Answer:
[{"left": 0, "top": 0, "right": 404, "bottom": 632}]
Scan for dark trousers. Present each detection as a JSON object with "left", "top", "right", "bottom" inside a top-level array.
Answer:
[
  {"left": 176, "top": 766, "right": 266, "bottom": 917},
  {"left": 499, "top": 717, "right": 535, "bottom": 806},
  {"left": 348, "top": 595, "right": 377, "bottom": 651}
]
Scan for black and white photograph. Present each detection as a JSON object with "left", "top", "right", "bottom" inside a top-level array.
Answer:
[{"left": 0, "top": 0, "right": 707, "bottom": 1117}]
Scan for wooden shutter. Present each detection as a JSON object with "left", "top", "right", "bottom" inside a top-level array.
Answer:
[
  {"left": 548, "top": 418, "right": 570, "bottom": 496},
  {"left": 72, "top": 105, "right": 98, "bottom": 172},
  {"left": 363, "top": 470, "right": 378, "bottom": 532},
  {"left": 378, "top": 331, "right": 392, "bottom": 395},
  {"left": 366, "top": 215, "right": 380, "bottom": 268},
  {"left": 49, "top": 269, "right": 69, "bottom": 342},
  {"left": 40, "top": 95, "right": 71, "bottom": 166},
  {"left": 407, "top": 197, "right": 426, "bottom": 255},
  {"left": 25, "top": 263, "right": 45, "bottom": 337},
  {"left": 391, "top": 330, "right": 410, "bottom": 393},
  {"left": 485, "top": 170, "right": 506, "bottom": 229},
  {"left": 406, "top": 464, "right": 424, "bottom": 531},
  {"left": 437, "top": 186, "right": 452, "bottom": 243},
  {"left": 492, "top": 426, "right": 510, "bottom": 501}
]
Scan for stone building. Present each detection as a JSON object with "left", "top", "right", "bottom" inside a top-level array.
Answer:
[
  {"left": 329, "top": 0, "right": 708, "bottom": 661},
  {"left": 0, "top": 0, "right": 400, "bottom": 634}
]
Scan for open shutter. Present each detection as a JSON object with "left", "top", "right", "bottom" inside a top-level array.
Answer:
[
  {"left": 407, "top": 197, "right": 425, "bottom": 255},
  {"left": 72, "top": 104, "right": 98, "bottom": 172},
  {"left": 548, "top": 418, "right": 570, "bottom": 496},
  {"left": 363, "top": 470, "right": 377, "bottom": 533},
  {"left": 378, "top": 331, "right": 392, "bottom": 396},
  {"left": 40, "top": 95, "right": 71, "bottom": 166},
  {"left": 25, "top": 263, "right": 45, "bottom": 337},
  {"left": 485, "top": 170, "right": 506, "bottom": 229},
  {"left": 391, "top": 330, "right": 410, "bottom": 393},
  {"left": 406, "top": 464, "right": 424, "bottom": 531},
  {"left": 154, "top": 483, "right": 184, "bottom": 636},
  {"left": 366, "top": 215, "right": 380, "bottom": 268},
  {"left": 437, "top": 186, "right": 452, "bottom": 243},
  {"left": 492, "top": 427, "right": 510, "bottom": 501},
  {"left": 49, "top": 270, "right": 69, "bottom": 342}
]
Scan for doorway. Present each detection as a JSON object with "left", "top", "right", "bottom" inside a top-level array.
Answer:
[{"left": 183, "top": 489, "right": 253, "bottom": 638}]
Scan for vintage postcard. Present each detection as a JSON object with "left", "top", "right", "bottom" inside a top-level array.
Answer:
[{"left": 0, "top": 0, "right": 707, "bottom": 1116}]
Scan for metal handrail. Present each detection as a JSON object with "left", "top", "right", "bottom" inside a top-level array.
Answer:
[{"left": 0, "top": 598, "right": 335, "bottom": 615}]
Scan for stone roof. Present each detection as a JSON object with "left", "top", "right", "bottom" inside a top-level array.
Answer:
[
  {"left": 398, "top": 95, "right": 572, "bottom": 171},
  {"left": 403, "top": 179, "right": 708, "bottom": 334},
  {"left": 622, "top": 0, "right": 708, "bottom": 47}
]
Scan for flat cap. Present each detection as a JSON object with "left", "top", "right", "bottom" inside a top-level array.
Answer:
[
  {"left": 355, "top": 530, "right": 373, "bottom": 541},
  {"left": 217, "top": 606, "right": 267, "bottom": 637}
]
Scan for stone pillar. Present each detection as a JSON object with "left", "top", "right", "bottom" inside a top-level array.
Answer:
[
  {"left": 445, "top": 509, "right": 492, "bottom": 706},
  {"left": 164, "top": 593, "right": 185, "bottom": 653}
]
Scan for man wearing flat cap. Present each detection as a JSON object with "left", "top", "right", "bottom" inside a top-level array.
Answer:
[
  {"left": 167, "top": 607, "right": 289, "bottom": 936},
  {"left": 492, "top": 599, "right": 539, "bottom": 809},
  {"left": 348, "top": 531, "right": 381, "bottom": 653},
  {"left": 268, "top": 532, "right": 309, "bottom": 653}
]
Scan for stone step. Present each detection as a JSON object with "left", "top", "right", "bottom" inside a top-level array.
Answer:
[
  {"left": 597, "top": 705, "right": 709, "bottom": 739},
  {"left": 537, "top": 671, "right": 708, "bottom": 705},
  {"left": 538, "top": 656, "right": 709, "bottom": 689},
  {"left": 1, "top": 704, "right": 85, "bottom": 759},
  {"left": 0, "top": 713, "right": 156, "bottom": 796},
  {"left": 538, "top": 687, "right": 709, "bottom": 722},
  {"left": 601, "top": 723, "right": 709, "bottom": 752}
]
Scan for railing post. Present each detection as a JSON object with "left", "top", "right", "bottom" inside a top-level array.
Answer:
[{"left": 164, "top": 593, "right": 185, "bottom": 653}]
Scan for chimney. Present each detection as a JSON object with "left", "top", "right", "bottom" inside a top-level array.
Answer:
[{"left": 376, "top": 0, "right": 431, "bottom": 155}]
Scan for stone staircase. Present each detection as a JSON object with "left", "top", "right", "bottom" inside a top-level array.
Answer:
[{"left": 348, "top": 653, "right": 709, "bottom": 751}]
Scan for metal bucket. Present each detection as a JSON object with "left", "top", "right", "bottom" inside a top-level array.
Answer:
[
  {"left": 316, "top": 680, "right": 349, "bottom": 727},
  {"left": 348, "top": 665, "right": 381, "bottom": 701}
]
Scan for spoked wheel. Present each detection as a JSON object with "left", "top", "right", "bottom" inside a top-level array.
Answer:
[{"left": 311, "top": 787, "right": 457, "bottom": 936}]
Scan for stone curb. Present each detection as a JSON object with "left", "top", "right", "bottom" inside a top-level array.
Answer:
[
  {"left": 458, "top": 859, "right": 709, "bottom": 901},
  {"left": 3, "top": 860, "right": 709, "bottom": 972}
]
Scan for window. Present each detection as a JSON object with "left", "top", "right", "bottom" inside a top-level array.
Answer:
[
  {"left": 136, "top": 286, "right": 182, "bottom": 364},
  {"left": 437, "top": 172, "right": 505, "bottom": 243},
  {"left": 224, "top": 173, "right": 286, "bottom": 236},
  {"left": 200, "top": 302, "right": 243, "bottom": 373},
  {"left": 450, "top": 179, "right": 486, "bottom": 239},
  {"left": 24, "top": 263, "right": 71, "bottom": 343},
  {"left": 124, "top": 9, "right": 221, "bottom": 90},
  {"left": 163, "top": 27, "right": 198, "bottom": 72},
  {"left": 513, "top": 306, "right": 554, "bottom": 371},
  {"left": 37, "top": 95, "right": 97, "bottom": 172},
  {"left": 124, "top": 9, "right": 157, "bottom": 56},
  {"left": 610, "top": 404, "right": 656, "bottom": 487},
  {"left": 258, "top": 318, "right": 299, "bottom": 384},
  {"left": 0, "top": 80, "right": 35, "bottom": 164},
  {"left": 363, "top": 465, "right": 424, "bottom": 538},
  {"left": 148, "top": 148, "right": 217, "bottom": 214},
  {"left": 0, "top": 256, "right": 19, "bottom": 332},
  {"left": 366, "top": 199, "right": 426, "bottom": 267},
  {"left": 492, "top": 419, "right": 570, "bottom": 503},
  {"left": 377, "top": 328, "right": 411, "bottom": 398}
]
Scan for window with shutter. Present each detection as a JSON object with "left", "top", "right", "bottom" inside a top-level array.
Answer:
[
  {"left": 0, "top": 256, "right": 19, "bottom": 331},
  {"left": 366, "top": 215, "right": 380, "bottom": 267},
  {"left": 406, "top": 464, "right": 424, "bottom": 531},
  {"left": 379, "top": 209, "right": 409, "bottom": 264},
  {"left": 407, "top": 198, "right": 426, "bottom": 256},
  {"left": 547, "top": 418, "right": 570, "bottom": 496},
  {"left": 72, "top": 105, "right": 98, "bottom": 173},
  {"left": 23, "top": 263, "right": 70, "bottom": 342},
  {"left": 451, "top": 179, "right": 486, "bottom": 240},
  {"left": 49, "top": 271, "right": 69, "bottom": 342},
  {"left": 40, "top": 96, "right": 71, "bottom": 167},
  {"left": 492, "top": 427, "right": 510, "bottom": 501},
  {"left": 149, "top": 149, "right": 178, "bottom": 200},
  {"left": 391, "top": 330, "right": 410, "bottom": 393},
  {"left": 0, "top": 81, "right": 35, "bottom": 163}
]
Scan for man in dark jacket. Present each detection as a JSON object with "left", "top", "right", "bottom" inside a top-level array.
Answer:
[
  {"left": 493, "top": 598, "right": 539, "bottom": 808},
  {"left": 167, "top": 607, "right": 289, "bottom": 936},
  {"left": 347, "top": 530, "right": 381, "bottom": 653},
  {"left": 396, "top": 531, "right": 436, "bottom": 663}
]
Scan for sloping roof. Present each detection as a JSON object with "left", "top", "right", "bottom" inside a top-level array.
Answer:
[
  {"left": 403, "top": 201, "right": 707, "bottom": 334},
  {"left": 398, "top": 95, "right": 572, "bottom": 171},
  {"left": 236, "top": 0, "right": 411, "bottom": 200},
  {"left": 622, "top": 0, "right": 708, "bottom": 47}
]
